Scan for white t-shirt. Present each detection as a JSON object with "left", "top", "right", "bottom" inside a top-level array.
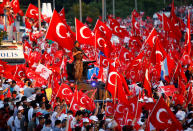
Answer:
[
  {"left": 7, "top": 116, "right": 15, "bottom": 131},
  {"left": 51, "top": 112, "right": 59, "bottom": 127},
  {"left": 13, "top": 85, "right": 20, "bottom": 94},
  {"left": 28, "top": 107, "right": 34, "bottom": 122},
  {"left": 14, "top": 116, "right": 21, "bottom": 131}
]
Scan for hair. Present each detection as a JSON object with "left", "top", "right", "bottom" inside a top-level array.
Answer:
[
  {"left": 75, "top": 126, "right": 81, "bottom": 131},
  {"left": 45, "top": 119, "right": 52, "bottom": 125},
  {"left": 46, "top": 104, "right": 51, "bottom": 110},
  {"left": 122, "top": 125, "right": 133, "bottom": 131},
  {"left": 99, "top": 120, "right": 105, "bottom": 128},
  {"left": 74, "top": 40, "right": 79, "bottom": 45},
  {"left": 67, "top": 110, "right": 73, "bottom": 114},
  {"left": 9, "top": 110, "right": 14, "bottom": 116},
  {"left": 75, "top": 110, "right": 82, "bottom": 117},
  {"left": 55, "top": 120, "right": 61, "bottom": 126},
  {"left": 32, "top": 113, "right": 36, "bottom": 118},
  {"left": 28, "top": 81, "right": 32, "bottom": 87},
  {"left": 16, "top": 102, "right": 21, "bottom": 108},
  {"left": 12, "top": 91, "right": 17, "bottom": 94},
  {"left": 12, "top": 80, "right": 16, "bottom": 84},
  {"left": 21, "top": 96, "right": 27, "bottom": 102},
  {"left": 39, "top": 117, "right": 44, "bottom": 122}
]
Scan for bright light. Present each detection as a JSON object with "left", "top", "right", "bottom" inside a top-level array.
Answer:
[
  {"left": 91, "top": 81, "right": 96, "bottom": 87},
  {"left": 70, "top": 83, "right": 74, "bottom": 87}
]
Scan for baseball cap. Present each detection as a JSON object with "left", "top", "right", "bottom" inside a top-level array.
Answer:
[{"left": 18, "top": 106, "right": 24, "bottom": 111}]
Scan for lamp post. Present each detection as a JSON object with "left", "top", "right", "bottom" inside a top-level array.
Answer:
[
  {"left": 38, "top": 0, "right": 41, "bottom": 32},
  {"left": 102, "top": 0, "right": 104, "bottom": 22},
  {"left": 53, "top": 0, "right": 55, "bottom": 9},
  {"left": 113, "top": 0, "right": 115, "bottom": 18},
  {"left": 135, "top": 0, "right": 138, "bottom": 11},
  {"left": 79, "top": 0, "right": 82, "bottom": 22}
]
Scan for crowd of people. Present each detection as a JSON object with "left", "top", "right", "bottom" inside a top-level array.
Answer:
[{"left": 0, "top": 1, "right": 193, "bottom": 131}]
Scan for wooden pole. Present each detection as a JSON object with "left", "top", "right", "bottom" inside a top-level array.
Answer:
[{"left": 38, "top": 0, "right": 41, "bottom": 32}]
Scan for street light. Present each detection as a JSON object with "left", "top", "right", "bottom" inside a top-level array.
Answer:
[{"left": 79, "top": 0, "right": 82, "bottom": 22}]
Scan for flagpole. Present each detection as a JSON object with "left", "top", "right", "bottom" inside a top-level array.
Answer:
[{"left": 38, "top": 0, "right": 41, "bottom": 32}]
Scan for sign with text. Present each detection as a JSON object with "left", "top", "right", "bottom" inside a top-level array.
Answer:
[{"left": 0, "top": 50, "right": 24, "bottom": 59}]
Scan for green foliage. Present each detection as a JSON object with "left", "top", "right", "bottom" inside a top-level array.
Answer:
[
  {"left": 66, "top": 1, "right": 100, "bottom": 27},
  {"left": 19, "top": 0, "right": 193, "bottom": 27},
  {"left": 0, "top": 30, "right": 7, "bottom": 45}
]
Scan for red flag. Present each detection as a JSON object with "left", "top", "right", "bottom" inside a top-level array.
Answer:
[
  {"left": 106, "top": 102, "right": 115, "bottom": 116},
  {"left": 119, "top": 47, "right": 134, "bottom": 63},
  {"left": 149, "top": 97, "right": 182, "bottom": 130},
  {"left": 184, "top": 10, "right": 191, "bottom": 55},
  {"left": 106, "top": 65, "right": 130, "bottom": 104},
  {"left": 143, "top": 67, "right": 152, "bottom": 97},
  {"left": 10, "top": 0, "right": 20, "bottom": 14},
  {"left": 157, "top": 13, "right": 162, "bottom": 21},
  {"left": 25, "top": 4, "right": 39, "bottom": 19},
  {"left": 75, "top": 18, "right": 95, "bottom": 46},
  {"left": 158, "top": 85, "right": 177, "bottom": 96},
  {"left": 150, "top": 41, "right": 167, "bottom": 65},
  {"left": 94, "top": 19, "right": 112, "bottom": 40},
  {"left": 45, "top": 10, "right": 74, "bottom": 50},
  {"left": 25, "top": 18, "right": 32, "bottom": 29},
  {"left": 58, "top": 83, "right": 73, "bottom": 104},
  {"left": 59, "top": 8, "right": 65, "bottom": 20},
  {"left": 186, "top": 86, "right": 193, "bottom": 105},
  {"left": 131, "top": 9, "right": 140, "bottom": 18},
  {"left": 144, "top": 28, "right": 158, "bottom": 48},
  {"left": 99, "top": 55, "right": 109, "bottom": 68},
  {"left": 95, "top": 31, "right": 113, "bottom": 57},
  {"left": 163, "top": 13, "right": 172, "bottom": 31},
  {"left": 86, "top": 16, "right": 93, "bottom": 23}
]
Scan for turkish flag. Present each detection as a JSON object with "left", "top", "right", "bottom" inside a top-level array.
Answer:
[
  {"left": 95, "top": 31, "right": 113, "bottom": 57},
  {"left": 99, "top": 55, "right": 110, "bottom": 68},
  {"left": 106, "top": 102, "right": 115, "bottom": 116},
  {"left": 25, "top": 18, "right": 32, "bottom": 29},
  {"left": 149, "top": 97, "right": 182, "bottom": 130},
  {"left": 13, "top": 64, "right": 26, "bottom": 81},
  {"left": 57, "top": 83, "right": 73, "bottom": 104},
  {"left": 106, "top": 65, "right": 130, "bottom": 104},
  {"left": 184, "top": 10, "right": 191, "bottom": 55},
  {"left": 25, "top": 4, "right": 40, "bottom": 20},
  {"left": 86, "top": 16, "right": 93, "bottom": 23},
  {"left": 25, "top": 68, "right": 38, "bottom": 79},
  {"left": 35, "top": 64, "right": 52, "bottom": 80},
  {"left": 119, "top": 47, "right": 134, "bottom": 64},
  {"left": 75, "top": 18, "right": 95, "bottom": 46},
  {"left": 150, "top": 41, "right": 167, "bottom": 65},
  {"left": 143, "top": 67, "right": 152, "bottom": 97},
  {"left": 69, "top": 88, "right": 80, "bottom": 114},
  {"left": 79, "top": 91, "right": 96, "bottom": 112},
  {"left": 59, "top": 8, "right": 66, "bottom": 23},
  {"left": 10, "top": 0, "right": 20, "bottom": 14},
  {"left": 131, "top": 9, "right": 140, "bottom": 18},
  {"left": 158, "top": 85, "right": 177, "bottom": 96},
  {"left": 163, "top": 13, "right": 172, "bottom": 31},
  {"left": 45, "top": 10, "right": 74, "bottom": 50},
  {"left": 144, "top": 28, "right": 158, "bottom": 48},
  {"left": 132, "top": 17, "right": 140, "bottom": 34},
  {"left": 94, "top": 19, "right": 112, "bottom": 40}
]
